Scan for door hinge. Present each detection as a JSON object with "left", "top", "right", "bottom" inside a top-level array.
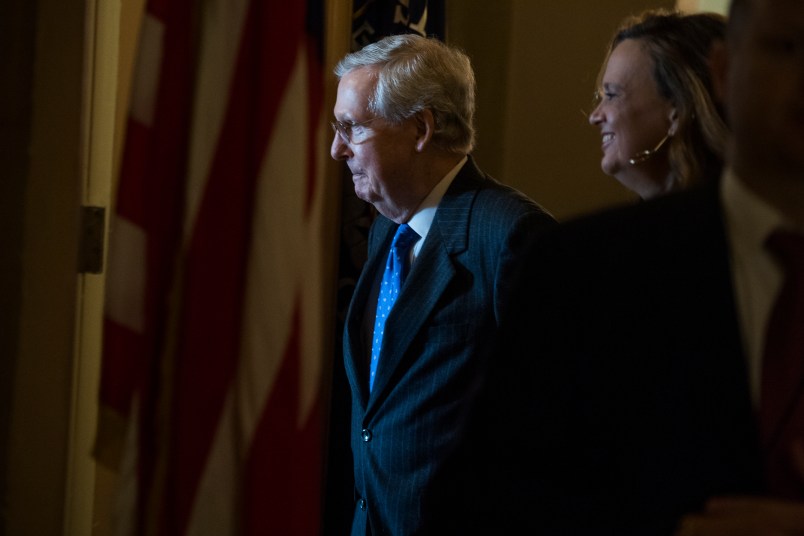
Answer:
[{"left": 78, "top": 205, "right": 106, "bottom": 274}]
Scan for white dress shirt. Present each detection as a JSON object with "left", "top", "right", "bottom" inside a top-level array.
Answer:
[
  {"left": 360, "top": 156, "right": 468, "bottom": 360},
  {"left": 721, "top": 167, "right": 797, "bottom": 406},
  {"left": 405, "top": 155, "right": 467, "bottom": 264}
]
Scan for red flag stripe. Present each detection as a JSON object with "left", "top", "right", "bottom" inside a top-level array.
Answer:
[
  {"left": 167, "top": 0, "right": 309, "bottom": 533},
  {"left": 185, "top": 25, "right": 327, "bottom": 536},
  {"left": 100, "top": 0, "right": 330, "bottom": 533}
]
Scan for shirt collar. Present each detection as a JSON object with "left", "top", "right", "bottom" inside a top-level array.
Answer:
[{"left": 407, "top": 156, "right": 468, "bottom": 243}]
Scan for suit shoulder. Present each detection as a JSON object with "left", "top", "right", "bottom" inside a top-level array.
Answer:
[{"left": 474, "top": 176, "right": 556, "bottom": 227}]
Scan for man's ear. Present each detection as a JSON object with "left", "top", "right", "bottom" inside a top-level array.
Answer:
[
  {"left": 709, "top": 40, "right": 729, "bottom": 105},
  {"left": 414, "top": 109, "right": 435, "bottom": 152}
]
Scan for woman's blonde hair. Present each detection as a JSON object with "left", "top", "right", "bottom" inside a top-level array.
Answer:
[{"left": 601, "top": 9, "right": 729, "bottom": 188}]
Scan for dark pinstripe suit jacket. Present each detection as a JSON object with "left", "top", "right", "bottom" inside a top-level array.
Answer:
[{"left": 342, "top": 157, "right": 555, "bottom": 536}]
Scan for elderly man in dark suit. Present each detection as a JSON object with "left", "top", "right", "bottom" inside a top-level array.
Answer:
[
  {"left": 475, "top": 0, "right": 804, "bottom": 534},
  {"left": 328, "top": 34, "right": 555, "bottom": 535}
]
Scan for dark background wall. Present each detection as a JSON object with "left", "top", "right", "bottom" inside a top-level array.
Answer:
[
  {"left": 0, "top": 0, "right": 85, "bottom": 533},
  {"left": 0, "top": 1, "right": 35, "bottom": 532}
]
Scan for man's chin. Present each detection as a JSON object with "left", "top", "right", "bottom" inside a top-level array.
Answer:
[{"left": 353, "top": 187, "right": 369, "bottom": 202}]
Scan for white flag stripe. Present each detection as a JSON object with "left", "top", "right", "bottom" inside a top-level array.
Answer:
[
  {"left": 184, "top": 0, "right": 250, "bottom": 243},
  {"left": 105, "top": 215, "right": 147, "bottom": 332},
  {"left": 185, "top": 27, "right": 323, "bottom": 536},
  {"left": 113, "top": 398, "right": 140, "bottom": 536},
  {"left": 186, "top": 391, "right": 240, "bottom": 536},
  {"left": 238, "top": 42, "right": 309, "bottom": 435},
  {"left": 299, "top": 115, "right": 329, "bottom": 423},
  {"left": 129, "top": 14, "right": 165, "bottom": 127},
  {"left": 179, "top": 2, "right": 255, "bottom": 532}
]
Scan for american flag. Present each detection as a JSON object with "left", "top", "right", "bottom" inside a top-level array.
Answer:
[{"left": 97, "top": 0, "right": 337, "bottom": 533}]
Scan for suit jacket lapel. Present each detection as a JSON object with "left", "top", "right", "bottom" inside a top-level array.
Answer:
[
  {"left": 366, "top": 235, "right": 456, "bottom": 401},
  {"left": 344, "top": 218, "right": 395, "bottom": 408},
  {"left": 367, "top": 160, "right": 482, "bottom": 406}
]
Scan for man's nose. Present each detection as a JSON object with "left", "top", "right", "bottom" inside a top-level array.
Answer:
[{"left": 331, "top": 130, "right": 351, "bottom": 161}]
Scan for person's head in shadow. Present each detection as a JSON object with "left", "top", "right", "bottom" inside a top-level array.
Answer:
[{"left": 589, "top": 9, "right": 728, "bottom": 199}]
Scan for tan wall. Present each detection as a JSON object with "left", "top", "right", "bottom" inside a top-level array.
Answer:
[
  {"left": 680, "top": 0, "right": 729, "bottom": 12},
  {"left": 449, "top": 0, "right": 675, "bottom": 221}
]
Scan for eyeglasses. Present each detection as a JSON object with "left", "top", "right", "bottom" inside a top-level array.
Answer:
[{"left": 330, "top": 117, "right": 377, "bottom": 144}]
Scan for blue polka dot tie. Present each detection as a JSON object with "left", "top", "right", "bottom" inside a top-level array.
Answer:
[{"left": 369, "top": 223, "right": 420, "bottom": 392}]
